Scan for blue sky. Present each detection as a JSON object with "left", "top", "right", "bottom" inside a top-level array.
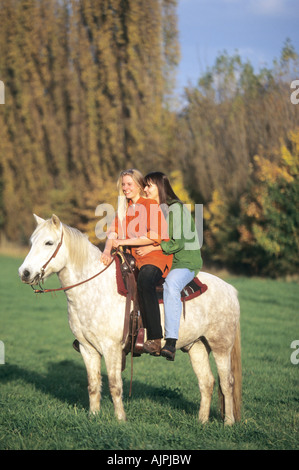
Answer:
[{"left": 176, "top": 0, "right": 299, "bottom": 95}]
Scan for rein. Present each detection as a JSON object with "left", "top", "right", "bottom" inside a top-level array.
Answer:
[
  {"left": 30, "top": 233, "right": 137, "bottom": 396},
  {"left": 32, "top": 232, "right": 118, "bottom": 294}
]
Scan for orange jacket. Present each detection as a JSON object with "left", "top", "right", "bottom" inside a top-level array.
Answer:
[{"left": 112, "top": 197, "right": 172, "bottom": 277}]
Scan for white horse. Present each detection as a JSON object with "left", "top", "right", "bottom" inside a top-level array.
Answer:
[{"left": 18, "top": 214, "right": 242, "bottom": 425}]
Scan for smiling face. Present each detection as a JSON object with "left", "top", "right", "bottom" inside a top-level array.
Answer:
[
  {"left": 121, "top": 174, "right": 142, "bottom": 203},
  {"left": 144, "top": 180, "right": 159, "bottom": 203}
]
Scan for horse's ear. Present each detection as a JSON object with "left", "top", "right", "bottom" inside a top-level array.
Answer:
[
  {"left": 33, "top": 214, "right": 45, "bottom": 225},
  {"left": 51, "top": 214, "right": 61, "bottom": 228}
]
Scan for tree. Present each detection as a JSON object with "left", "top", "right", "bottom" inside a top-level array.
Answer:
[
  {"left": 0, "top": 0, "right": 180, "bottom": 242},
  {"left": 238, "top": 130, "right": 299, "bottom": 276},
  {"left": 203, "top": 130, "right": 299, "bottom": 276},
  {"left": 177, "top": 47, "right": 299, "bottom": 205}
]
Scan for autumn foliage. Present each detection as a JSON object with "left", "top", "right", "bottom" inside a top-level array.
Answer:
[
  {"left": 0, "top": 0, "right": 179, "bottom": 241},
  {"left": 204, "top": 130, "right": 299, "bottom": 276},
  {"left": 0, "top": 1, "right": 298, "bottom": 277}
]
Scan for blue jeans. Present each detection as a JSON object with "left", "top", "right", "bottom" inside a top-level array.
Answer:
[{"left": 163, "top": 268, "right": 195, "bottom": 340}]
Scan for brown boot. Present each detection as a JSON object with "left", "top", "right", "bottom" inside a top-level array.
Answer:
[{"left": 143, "top": 339, "right": 161, "bottom": 356}]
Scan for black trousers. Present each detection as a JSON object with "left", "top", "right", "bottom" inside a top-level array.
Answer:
[{"left": 137, "top": 264, "right": 163, "bottom": 340}]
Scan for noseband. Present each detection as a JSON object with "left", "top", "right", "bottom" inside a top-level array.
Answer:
[
  {"left": 30, "top": 230, "right": 64, "bottom": 291},
  {"left": 32, "top": 230, "right": 118, "bottom": 294}
]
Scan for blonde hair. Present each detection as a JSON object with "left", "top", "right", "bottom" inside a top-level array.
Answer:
[
  {"left": 117, "top": 169, "right": 146, "bottom": 196},
  {"left": 116, "top": 169, "right": 146, "bottom": 224}
]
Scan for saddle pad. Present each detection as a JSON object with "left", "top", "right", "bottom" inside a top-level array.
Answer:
[
  {"left": 115, "top": 255, "right": 130, "bottom": 297},
  {"left": 115, "top": 255, "right": 208, "bottom": 302},
  {"left": 158, "top": 277, "right": 208, "bottom": 304}
]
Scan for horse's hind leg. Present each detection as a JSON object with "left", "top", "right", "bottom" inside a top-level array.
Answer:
[
  {"left": 80, "top": 345, "right": 102, "bottom": 414},
  {"left": 188, "top": 340, "right": 215, "bottom": 424},
  {"left": 212, "top": 349, "right": 235, "bottom": 425}
]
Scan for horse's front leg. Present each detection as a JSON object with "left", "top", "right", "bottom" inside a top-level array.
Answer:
[
  {"left": 104, "top": 344, "right": 127, "bottom": 422},
  {"left": 80, "top": 344, "right": 102, "bottom": 414}
]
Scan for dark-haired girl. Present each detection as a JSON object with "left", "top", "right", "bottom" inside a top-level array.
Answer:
[{"left": 137, "top": 172, "right": 203, "bottom": 361}]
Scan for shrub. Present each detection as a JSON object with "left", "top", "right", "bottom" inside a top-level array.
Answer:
[{"left": 203, "top": 130, "right": 299, "bottom": 276}]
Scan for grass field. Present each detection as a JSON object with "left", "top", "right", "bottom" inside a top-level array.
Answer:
[{"left": 0, "top": 254, "right": 298, "bottom": 450}]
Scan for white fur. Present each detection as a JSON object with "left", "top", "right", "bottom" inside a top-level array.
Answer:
[{"left": 19, "top": 214, "right": 241, "bottom": 424}]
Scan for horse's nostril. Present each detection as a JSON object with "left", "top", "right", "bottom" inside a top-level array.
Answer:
[{"left": 23, "top": 269, "right": 30, "bottom": 278}]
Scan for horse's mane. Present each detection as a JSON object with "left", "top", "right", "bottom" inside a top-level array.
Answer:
[
  {"left": 63, "top": 224, "right": 99, "bottom": 270},
  {"left": 32, "top": 219, "right": 100, "bottom": 270}
]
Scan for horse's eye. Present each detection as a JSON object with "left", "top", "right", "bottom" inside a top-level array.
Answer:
[{"left": 45, "top": 241, "right": 54, "bottom": 246}]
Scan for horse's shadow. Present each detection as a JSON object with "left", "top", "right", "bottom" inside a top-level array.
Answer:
[
  {"left": 1, "top": 361, "right": 89, "bottom": 408},
  {"left": 1, "top": 360, "right": 219, "bottom": 419}
]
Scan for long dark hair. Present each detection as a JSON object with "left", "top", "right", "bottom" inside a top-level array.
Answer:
[{"left": 144, "top": 171, "right": 181, "bottom": 206}]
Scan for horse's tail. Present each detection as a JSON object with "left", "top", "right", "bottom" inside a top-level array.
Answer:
[
  {"left": 231, "top": 321, "right": 242, "bottom": 422},
  {"left": 218, "top": 320, "right": 242, "bottom": 423}
]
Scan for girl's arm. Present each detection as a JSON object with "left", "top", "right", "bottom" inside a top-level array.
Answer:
[
  {"left": 101, "top": 232, "right": 117, "bottom": 265},
  {"left": 112, "top": 237, "right": 154, "bottom": 249},
  {"left": 160, "top": 203, "right": 185, "bottom": 254},
  {"left": 135, "top": 244, "right": 162, "bottom": 256}
]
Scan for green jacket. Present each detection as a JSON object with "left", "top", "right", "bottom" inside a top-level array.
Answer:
[{"left": 160, "top": 201, "right": 203, "bottom": 275}]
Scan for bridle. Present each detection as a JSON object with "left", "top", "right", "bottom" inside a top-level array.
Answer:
[
  {"left": 32, "top": 228, "right": 117, "bottom": 294},
  {"left": 41, "top": 230, "right": 64, "bottom": 278},
  {"left": 30, "top": 231, "right": 136, "bottom": 396}
]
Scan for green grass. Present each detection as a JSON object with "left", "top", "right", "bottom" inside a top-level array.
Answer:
[{"left": 0, "top": 255, "right": 298, "bottom": 450}]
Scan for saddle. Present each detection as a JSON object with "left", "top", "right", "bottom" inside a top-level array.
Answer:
[
  {"left": 115, "top": 251, "right": 208, "bottom": 372},
  {"left": 115, "top": 252, "right": 208, "bottom": 303},
  {"left": 115, "top": 252, "right": 142, "bottom": 372},
  {"left": 155, "top": 277, "right": 208, "bottom": 304}
]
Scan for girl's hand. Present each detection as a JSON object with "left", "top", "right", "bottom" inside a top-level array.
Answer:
[
  {"left": 112, "top": 239, "right": 123, "bottom": 249},
  {"left": 135, "top": 245, "right": 154, "bottom": 257},
  {"left": 101, "top": 251, "right": 113, "bottom": 266}
]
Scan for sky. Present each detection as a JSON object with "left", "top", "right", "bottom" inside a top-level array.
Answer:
[{"left": 176, "top": 0, "right": 299, "bottom": 96}]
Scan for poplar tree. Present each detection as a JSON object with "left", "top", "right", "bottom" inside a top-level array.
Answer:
[{"left": 0, "top": 0, "right": 179, "bottom": 242}]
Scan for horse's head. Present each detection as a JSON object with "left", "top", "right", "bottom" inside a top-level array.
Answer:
[{"left": 18, "top": 214, "right": 65, "bottom": 285}]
